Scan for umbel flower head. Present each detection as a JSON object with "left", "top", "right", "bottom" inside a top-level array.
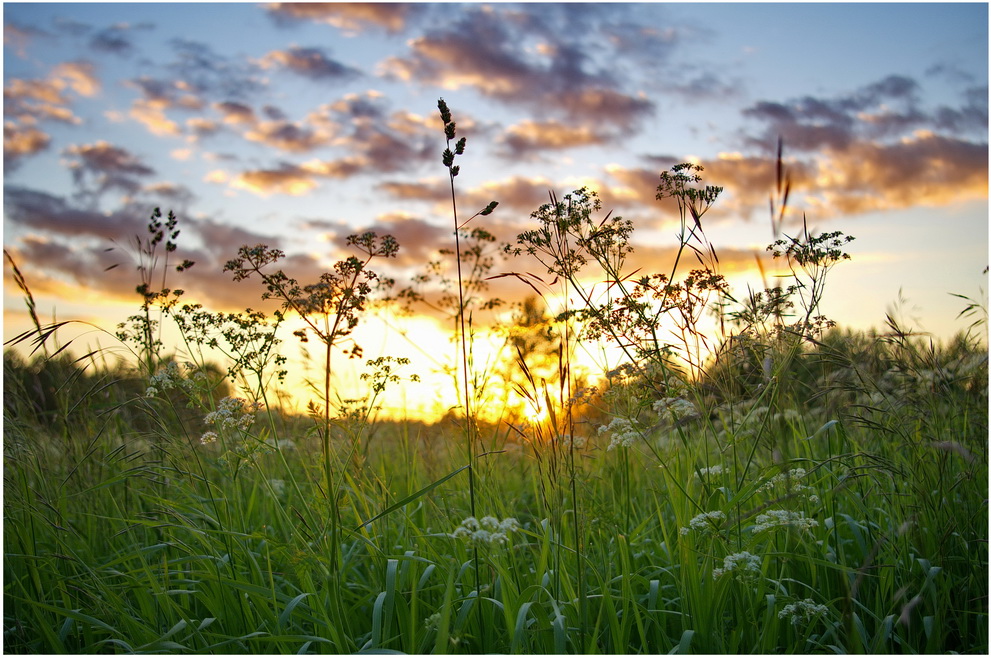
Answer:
[{"left": 451, "top": 516, "right": 520, "bottom": 547}]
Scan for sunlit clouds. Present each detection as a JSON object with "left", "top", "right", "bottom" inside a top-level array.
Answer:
[{"left": 3, "top": 3, "right": 988, "bottom": 419}]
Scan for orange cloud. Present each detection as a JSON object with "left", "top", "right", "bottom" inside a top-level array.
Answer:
[
  {"left": 265, "top": 2, "right": 417, "bottom": 34},
  {"left": 4, "top": 123, "right": 50, "bottom": 167},
  {"left": 231, "top": 165, "right": 318, "bottom": 197},
  {"left": 499, "top": 120, "right": 607, "bottom": 157}
]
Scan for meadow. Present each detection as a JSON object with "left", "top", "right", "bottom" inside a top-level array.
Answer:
[{"left": 3, "top": 101, "right": 988, "bottom": 654}]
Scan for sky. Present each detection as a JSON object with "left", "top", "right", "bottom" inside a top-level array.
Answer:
[{"left": 3, "top": 2, "right": 988, "bottom": 421}]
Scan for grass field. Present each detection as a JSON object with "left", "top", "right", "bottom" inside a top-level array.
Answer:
[{"left": 4, "top": 101, "right": 987, "bottom": 654}]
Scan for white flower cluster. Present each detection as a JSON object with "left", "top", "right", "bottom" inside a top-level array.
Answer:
[
  {"left": 713, "top": 551, "right": 762, "bottom": 581},
  {"left": 598, "top": 417, "right": 640, "bottom": 450},
  {"left": 758, "top": 468, "right": 821, "bottom": 505},
  {"left": 778, "top": 598, "right": 829, "bottom": 625},
  {"left": 203, "top": 396, "right": 261, "bottom": 434},
  {"left": 145, "top": 361, "right": 194, "bottom": 397},
  {"left": 772, "top": 408, "right": 803, "bottom": 424},
  {"left": 555, "top": 433, "right": 587, "bottom": 449},
  {"left": 679, "top": 510, "right": 726, "bottom": 536},
  {"left": 451, "top": 516, "right": 520, "bottom": 546},
  {"left": 758, "top": 467, "right": 807, "bottom": 491},
  {"left": 752, "top": 509, "right": 818, "bottom": 533},
  {"left": 652, "top": 397, "right": 698, "bottom": 421},
  {"left": 695, "top": 464, "right": 724, "bottom": 479}
]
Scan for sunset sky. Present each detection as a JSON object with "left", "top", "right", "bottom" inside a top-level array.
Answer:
[{"left": 4, "top": 3, "right": 988, "bottom": 420}]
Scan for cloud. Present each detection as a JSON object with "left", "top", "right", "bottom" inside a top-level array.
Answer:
[
  {"left": 63, "top": 140, "right": 156, "bottom": 200},
  {"left": 740, "top": 74, "right": 985, "bottom": 153},
  {"left": 230, "top": 163, "right": 320, "bottom": 197},
  {"left": 379, "top": 6, "right": 655, "bottom": 135},
  {"left": 803, "top": 132, "right": 988, "bottom": 215},
  {"left": 4, "top": 123, "right": 51, "bottom": 169},
  {"left": 88, "top": 22, "right": 153, "bottom": 57},
  {"left": 124, "top": 76, "right": 205, "bottom": 136},
  {"left": 4, "top": 22, "right": 49, "bottom": 58},
  {"left": 265, "top": 3, "right": 421, "bottom": 34},
  {"left": 354, "top": 213, "right": 449, "bottom": 266},
  {"left": 5, "top": 186, "right": 142, "bottom": 241},
  {"left": 215, "top": 101, "right": 256, "bottom": 125},
  {"left": 258, "top": 46, "right": 361, "bottom": 80},
  {"left": 726, "top": 74, "right": 989, "bottom": 220},
  {"left": 244, "top": 119, "right": 334, "bottom": 152},
  {"left": 497, "top": 120, "right": 609, "bottom": 159},
  {"left": 2, "top": 186, "right": 300, "bottom": 313},
  {"left": 167, "top": 38, "right": 266, "bottom": 102},
  {"left": 3, "top": 61, "right": 98, "bottom": 132}
]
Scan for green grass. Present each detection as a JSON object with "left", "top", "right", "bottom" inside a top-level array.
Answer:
[
  {"left": 3, "top": 331, "right": 987, "bottom": 654},
  {"left": 3, "top": 101, "right": 987, "bottom": 653}
]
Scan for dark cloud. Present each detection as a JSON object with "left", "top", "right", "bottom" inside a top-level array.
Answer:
[
  {"left": 265, "top": 3, "right": 423, "bottom": 34},
  {"left": 215, "top": 101, "right": 256, "bottom": 125},
  {"left": 88, "top": 23, "right": 153, "bottom": 57},
  {"left": 2, "top": 186, "right": 297, "bottom": 313},
  {"left": 63, "top": 141, "right": 156, "bottom": 200},
  {"left": 167, "top": 38, "right": 266, "bottom": 102},
  {"left": 380, "top": 6, "right": 655, "bottom": 135},
  {"left": 259, "top": 46, "right": 361, "bottom": 81},
  {"left": 245, "top": 119, "right": 333, "bottom": 152},
  {"left": 740, "top": 74, "right": 984, "bottom": 153},
  {"left": 355, "top": 214, "right": 449, "bottom": 266},
  {"left": 4, "top": 186, "right": 141, "bottom": 241}
]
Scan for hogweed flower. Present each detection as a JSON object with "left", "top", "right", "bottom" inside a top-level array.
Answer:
[
  {"left": 451, "top": 516, "right": 519, "bottom": 547},
  {"left": 778, "top": 598, "right": 830, "bottom": 625},
  {"left": 695, "top": 464, "right": 724, "bottom": 479},
  {"left": 145, "top": 361, "right": 193, "bottom": 397},
  {"left": 199, "top": 430, "right": 218, "bottom": 445},
  {"left": 753, "top": 509, "right": 818, "bottom": 533},
  {"left": 680, "top": 510, "right": 726, "bottom": 536},
  {"left": 713, "top": 551, "right": 762, "bottom": 582},
  {"left": 758, "top": 468, "right": 820, "bottom": 504},
  {"left": 652, "top": 397, "right": 698, "bottom": 422},
  {"left": 598, "top": 417, "right": 640, "bottom": 450},
  {"left": 203, "top": 396, "right": 262, "bottom": 432}
]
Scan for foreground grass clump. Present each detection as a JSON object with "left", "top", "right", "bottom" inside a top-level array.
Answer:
[
  {"left": 3, "top": 334, "right": 987, "bottom": 653},
  {"left": 4, "top": 101, "right": 988, "bottom": 654}
]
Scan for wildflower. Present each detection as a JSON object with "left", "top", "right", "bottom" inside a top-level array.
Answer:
[
  {"left": 772, "top": 408, "right": 803, "bottom": 424},
  {"left": 424, "top": 612, "right": 441, "bottom": 631},
  {"left": 451, "top": 516, "right": 519, "bottom": 547},
  {"left": 556, "top": 433, "right": 587, "bottom": 449},
  {"left": 652, "top": 397, "right": 698, "bottom": 422},
  {"left": 203, "top": 396, "right": 261, "bottom": 432},
  {"left": 199, "top": 431, "right": 218, "bottom": 445},
  {"left": 758, "top": 468, "right": 820, "bottom": 502},
  {"left": 713, "top": 551, "right": 762, "bottom": 582},
  {"left": 778, "top": 598, "right": 829, "bottom": 625},
  {"left": 598, "top": 417, "right": 640, "bottom": 450},
  {"left": 680, "top": 510, "right": 726, "bottom": 536},
  {"left": 695, "top": 464, "right": 724, "bottom": 479},
  {"left": 145, "top": 361, "right": 193, "bottom": 397},
  {"left": 753, "top": 509, "right": 818, "bottom": 533},
  {"left": 268, "top": 478, "right": 286, "bottom": 496}
]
